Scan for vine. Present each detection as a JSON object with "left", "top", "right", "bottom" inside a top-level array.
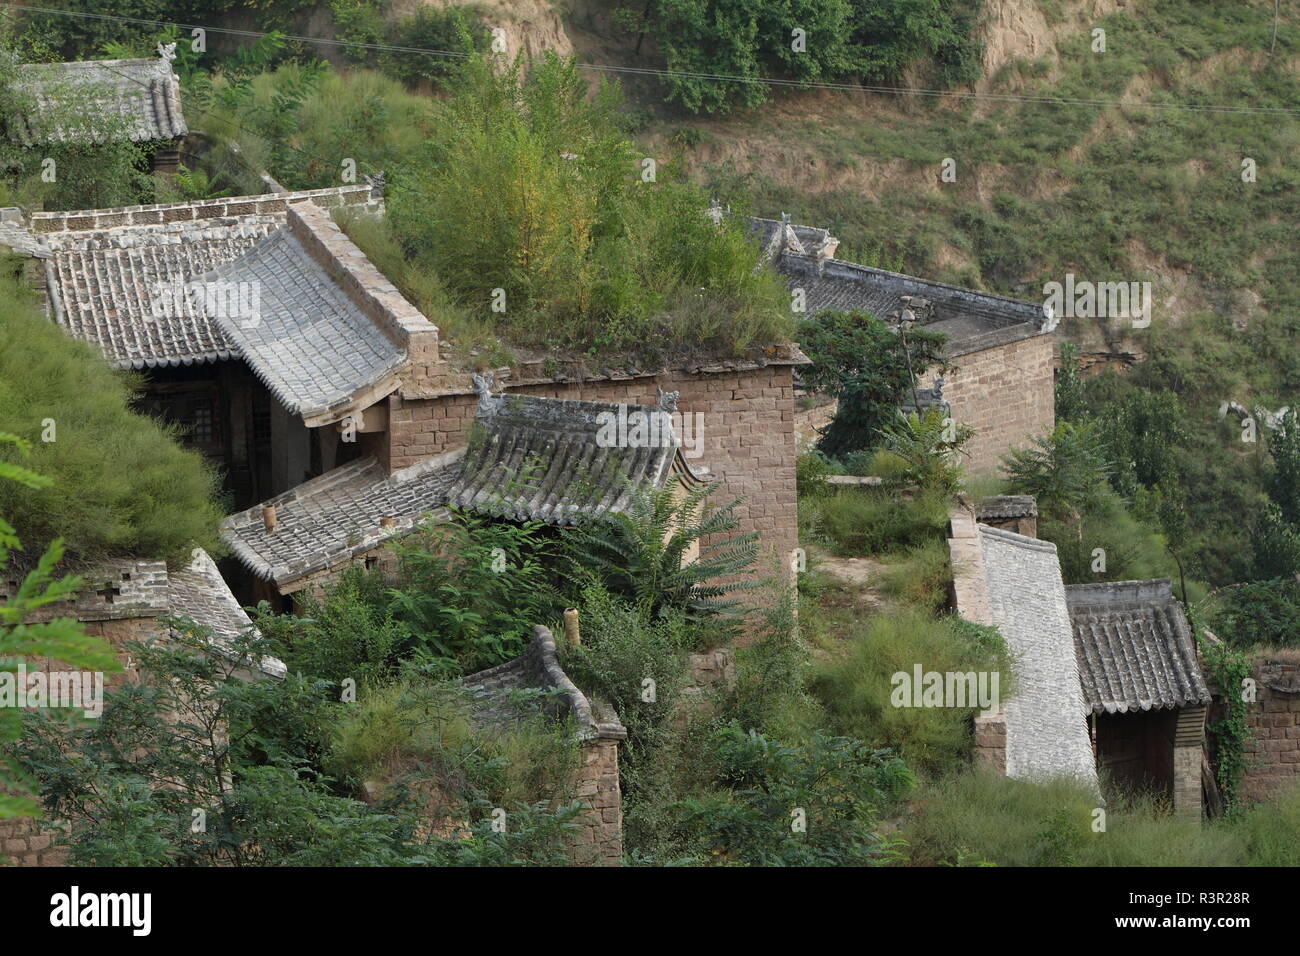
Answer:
[{"left": 1192, "top": 607, "right": 1251, "bottom": 813}]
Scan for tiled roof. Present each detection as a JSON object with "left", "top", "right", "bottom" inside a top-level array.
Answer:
[
  {"left": 464, "top": 625, "right": 626, "bottom": 741},
  {"left": 977, "top": 524, "right": 1099, "bottom": 786},
  {"left": 167, "top": 549, "right": 285, "bottom": 679},
  {"left": 222, "top": 386, "right": 713, "bottom": 591},
  {"left": 45, "top": 218, "right": 273, "bottom": 368},
  {"left": 9, "top": 58, "right": 186, "bottom": 146},
  {"left": 1065, "top": 579, "right": 1211, "bottom": 715},
  {"left": 0, "top": 549, "right": 283, "bottom": 678},
  {"left": 39, "top": 186, "right": 379, "bottom": 371},
  {"left": 976, "top": 495, "right": 1038, "bottom": 520},
  {"left": 445, "top": 380, "right": 709, "bottom": 525},
  {"left": 220, "top": 451, "right": 464, "bottom": 592},
  {"left": 194, "top": 226, "right": 406, "bottom": 423},
  {"left": 752, "top": 216, "right": 1056, "bottom": 356}
]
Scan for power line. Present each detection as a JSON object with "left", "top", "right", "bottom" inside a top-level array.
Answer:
[{"left": 5, "top": 1, "right": 1300, "bottom": 116}]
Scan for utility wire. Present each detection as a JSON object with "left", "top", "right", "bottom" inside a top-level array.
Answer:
[{"left": 4, "top": 1, "right": 1300, "bottom": 116}]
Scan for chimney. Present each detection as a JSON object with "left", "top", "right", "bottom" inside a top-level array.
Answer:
[
  {"left": 379, "top": 516, "right": 395, "bottom": 530},
  {"left": 261, "top": 505, "right": 277, "bottom": 534},
  {"left": 563, "top": 607, "right": 581, "bottom": 649}
]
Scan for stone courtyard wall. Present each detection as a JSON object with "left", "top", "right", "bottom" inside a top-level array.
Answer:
[{"left": 1237, "top": 656, "right": 1300, "bottom": 805}]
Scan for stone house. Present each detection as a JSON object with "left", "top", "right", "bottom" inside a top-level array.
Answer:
[
  {"left": 219, "top": 379, "right": 717, "bottom": 604},
  {"left": 1065, "top": 580, "right": 1210, "bottom": 818},
  {"left": 753, "top": 216, "right": 1057, "bottom": 475},
  {"left": 949, "top": 501, "right": 1214, "bottom": 815},
  {"left": 4, "top": 187, "right": 805, "bottom": 603},
  {"left": 5, "top": 58, "right": 188, "bottom": 173}
]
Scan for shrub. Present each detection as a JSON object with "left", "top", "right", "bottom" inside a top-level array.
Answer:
[
  {"left": 675, "top": 722, "right": 911, "bottom": 866},
  {"left": 561, "top": 483, "right": 759, "bottom": 630},
  {"left": 811, "top": 607, "right": 1012, "bottom": 775},
  {"left": 387, "top": 53, "right": 791, "bottom": 359},
  {"left": 1209, "top": 577, "right": 1300, "bottom": 650},
  {"left": 0, "top": 278, "right": 224, "bottom": 562}
]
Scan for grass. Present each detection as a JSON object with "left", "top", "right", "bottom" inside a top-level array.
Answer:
[
  {"left": 809, "top": 606, "right": 1012, "bottom": 777},
  {"left": 799, "top": 486, "right": 951, "bottom": 558},
  {"left": 327, "top": 680, "right": 581, "bottom": 811},
  {"left": 902, "top": 769, "right": 1300, "bottom": 866}
]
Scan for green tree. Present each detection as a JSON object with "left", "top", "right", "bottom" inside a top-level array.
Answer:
[
  {"left": 0, "top": 433, "right": 120, "bottom": 821},
  {"left": 797, "top": 310, "right": 948, "bottom": 459},
  {"left": 1001, "top": 422, "right": 1111, "bottom": 523},
  {"left": 0, "top": 277, "right": 224, "bottom": 562}
]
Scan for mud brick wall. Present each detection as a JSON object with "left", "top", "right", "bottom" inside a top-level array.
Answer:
[
  {"left": 0, "top": 617, "right": 154, "bottom": 867},
  {"left": 569, "top": 736, "right": 623, "bottom": 866},
  {"left": 1238, "top": 657, "right": 1300, "bottom": 804},
  {"left": 921, "top": 333, "right": 1055, "bottom": 477},
  {"left": 384, "top": 364, "right": 800, "bottom": 569}
]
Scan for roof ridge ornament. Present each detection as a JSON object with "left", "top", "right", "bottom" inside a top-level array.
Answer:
[
  {"left": 656, "top": 385, "right": 679, "bottom": 414},
  {"left": 471, "top": 372, "right": 504, "bottom": 415}
]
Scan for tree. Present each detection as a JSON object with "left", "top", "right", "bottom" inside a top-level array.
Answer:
[
  {"left": 0, "top": 433, "right": 120, "bottom": 821},
  {"left": 0, "top": 277, "right": 224, "bottom": 562},
  {"left": 1265, "top": 408, "right": 1300, "bottom": 528},
  {"left": 1001, "top": 422, "right": 1112, "bottom": 523},
  {"left": 797, "top": 310, "right": 948, "bottom": 460}
]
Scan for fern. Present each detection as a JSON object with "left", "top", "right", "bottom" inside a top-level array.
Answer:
[{"left": 561, "top": 482, "right": 760, "bottom": 624}]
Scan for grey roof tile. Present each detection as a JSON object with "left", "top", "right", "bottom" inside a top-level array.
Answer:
[
  {"left": 978, "top": 524, "right": 1099, "bottom": 786},
  {"left": 10, "top": 58, "right": 186, "bottom": 146},
  {"left": 167, "top": 548, "right": 285, "bottom": 679},
  {"left": 976, "top": 495, "right": 1039, "bottom": 520},
  {"left": 1065, "top": 579, "right": 1210, "bottom": 714},
  {"left": 41, "top": 187, "right": 379, "bottom": 371},
  {"left": 194, "top": 227, "right": 406, "bottom": 420},
  {"left": 220, "top": 452, "right": 464, "bottom": 590},
  {"left": 221, "top": 388, "right": 711, "bottom": 590},
  {"left": 750, "top": 216, "right": 1056, "bottom": 356},
  {"left": 445, "top": 387, "right": 708, "bottom": 525}
]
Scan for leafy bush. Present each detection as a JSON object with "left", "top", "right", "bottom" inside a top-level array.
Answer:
[
  {"left": 0, "top": 278, "right": 224, "bottom": 562},
  {"left": 256, "top": 565, "right": 410, "bottom": 688},
  {"left": 1001, "top": 422, "right": 1111, "bottom": 522},
  {"left": 1209, "top": 577, "right": 1300, "bottom": 650},
  {"left": 676, "top": 722, "right": 911, "bottom": 866},
  {"left": 389, "top": 513, "right": 563, "bottom": 672},
  {"left": 877, "top": 408, "right": 972, "bottom": 494},
  {"left": 561, "top": 483, "right": 759, "bottom": 631}
]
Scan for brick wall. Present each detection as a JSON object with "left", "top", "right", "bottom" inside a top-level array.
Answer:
[
  {"left": 0, "top": 617, "right": 155, "bottom": 867},
  {"left": 921, "top": 333, "right": 1055, "bottom": 476},
  {"left": 385, "top": 364, "right": 800, "bottom": 570},
  {"left": 1237, "top": 657, "right": 1300, "bottom": 804},
  {"left": 569, "top": 735, "right": 623, "bottom": 866}
]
